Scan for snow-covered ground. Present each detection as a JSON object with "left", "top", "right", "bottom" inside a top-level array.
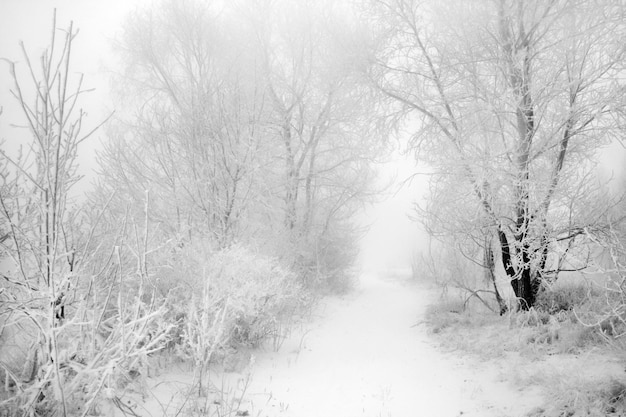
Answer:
[{"left": 114, "top": 271, "right": 544, "bottom": 417}]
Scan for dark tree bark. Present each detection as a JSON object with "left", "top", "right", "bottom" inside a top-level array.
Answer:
[
  {"left": 497, "top": 228, "right": 539, "bottom": 310},
  {"left": 484, "top": 239, "right": 507, "bottom": 315}
]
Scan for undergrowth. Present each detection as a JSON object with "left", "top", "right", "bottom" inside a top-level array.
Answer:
[{"left": 425, "top": 281, "right": 626, "bottom": 417}]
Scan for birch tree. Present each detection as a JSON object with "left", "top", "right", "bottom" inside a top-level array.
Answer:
[{"left": 368, "top": 0, "right": 626, "bottom": 308}]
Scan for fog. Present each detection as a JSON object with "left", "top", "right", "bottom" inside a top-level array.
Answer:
[
  {"left": 0, "top": 0, "right": 430, "bottom": 272},
  {"left": 358, "top": 149, "right": 429, "bottom": 271},
  {"left": 2, "top": 0, "right": 624, "bottom": 274}
]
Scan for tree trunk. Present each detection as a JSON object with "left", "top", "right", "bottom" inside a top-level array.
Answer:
[
  {"left": 484, "top": 239, "right": 507, "bottom": 315},
  {"left": 497, "top": 228, "right": 539, "bottom": 310},
  {"left": 282, "top": 115, "right": 298, "bottom": 230}
]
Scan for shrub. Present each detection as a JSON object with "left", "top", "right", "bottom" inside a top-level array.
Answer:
[
  {"left": 0, "top": 239, "right": 172, "bottom": 416},
  {"left": 205, "top": 244, "right": 304, "bottom": 349},
  {"left": 161, "top": 242, "right": 305, "bottom": 391}
]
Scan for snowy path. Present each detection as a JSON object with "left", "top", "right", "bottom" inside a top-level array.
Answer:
[{"left": 242, "top": 272, "right": 541, "bottom": 417}]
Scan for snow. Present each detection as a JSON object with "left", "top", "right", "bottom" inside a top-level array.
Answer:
[{"left": 115, "top": 271, "right": 544, "bottom": 416}]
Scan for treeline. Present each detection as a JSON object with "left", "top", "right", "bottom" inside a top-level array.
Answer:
[{"left": 98, "top": 0, "right": 383, "bottom": 289}]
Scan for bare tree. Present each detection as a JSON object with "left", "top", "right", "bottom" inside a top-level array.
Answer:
[
  {"left": 99, "top": 0, "right": 268, "bottom": 248},
  {"left": 367, "top": 0, "right": 626, "bottom": 308}
]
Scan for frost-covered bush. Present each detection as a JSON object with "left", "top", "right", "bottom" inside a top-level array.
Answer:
[
  {"left": 159, "top": 241, "right": 304, "bottom": 385},
  {"left": 206, "top": 245, "right": 303, "bottom": 347},
  {"left": 0, "top": 242, "right": 172, "bottom": 416}
]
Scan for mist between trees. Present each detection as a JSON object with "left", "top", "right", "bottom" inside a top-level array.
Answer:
[{"left": 0, "top": 0, "right": 625, "bottom": 415}]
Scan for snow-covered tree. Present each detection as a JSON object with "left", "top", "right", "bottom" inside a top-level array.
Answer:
[{"left": 367, "top": 0, "right": 626, "bottom": 308}]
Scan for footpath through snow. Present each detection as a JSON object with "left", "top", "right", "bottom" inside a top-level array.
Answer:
[
  {"left": 128, "top": 272, "right": 544, "bottom": 417},
  {"left": 233, "top": 272, "right": 542, "bottom": 417}
]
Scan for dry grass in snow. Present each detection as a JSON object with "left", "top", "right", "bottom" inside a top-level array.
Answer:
[{"left": 425, "top": 282, "right": 626, "bottom": 417}]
